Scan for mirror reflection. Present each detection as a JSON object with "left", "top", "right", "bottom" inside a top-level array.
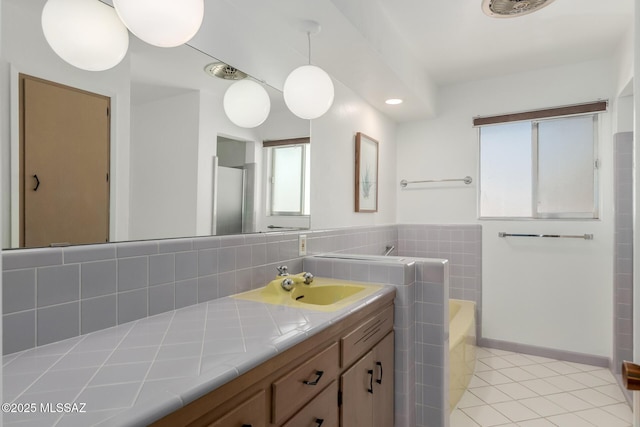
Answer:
[{"left": 1, "top": 0, "right": 311, "bottom": 249}]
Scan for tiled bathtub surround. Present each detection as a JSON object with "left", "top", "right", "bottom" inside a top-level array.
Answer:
[
  {"left": 2, "top": 225, "right": 398, "bottom": 354},
  {"left": 304, "top": 255, "right": 418, "bottom": 427},
  {"left": 613, "top": 133, "right": 633, "bottom": 390},
  {"left": 416, "top": 260, "right": 450, "bottom": 427},
  {"left": 398, "top": 224, "right": 482, "bottom": 338},
  {"left": 305, "top": 255, "right": 450, "bottom": 427}
]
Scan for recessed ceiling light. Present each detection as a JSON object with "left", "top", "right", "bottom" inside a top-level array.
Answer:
[{"left": 385, "top": 98, "right": 403, "bottom": 105}]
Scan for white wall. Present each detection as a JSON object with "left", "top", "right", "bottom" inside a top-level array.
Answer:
[
  {"left": 0, "top": 4, "right": 6, "bottom": 368},
  {"left": 614, "top": 95, "right": 634, "bottom": 134},
  {"left": 633, "top": 0, "right": 640, "bottom": 363},
  {"left": 615, "top": 25, "right": 634, "bottom": 99},
  {"left": 259, "top": 107, "right": 309, "bottom": 141},
  {"left": 130, "top": 92, "right": 200, "bottom": 240},
  {"left": 310, "top": 78, "right": 398, "bottom": 230},
  {"left": 397, "top": 58, "right": 617, "bottom": 357}
]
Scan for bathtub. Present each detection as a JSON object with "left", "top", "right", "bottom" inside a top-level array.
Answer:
[{"left": 449, "top": 299, "right": 477, "bottom": 411}]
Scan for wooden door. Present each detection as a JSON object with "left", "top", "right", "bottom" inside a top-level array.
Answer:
[
  {"left": 373, "top": 332, "right": 394, "bottom": 427},
  {"left": 20, "top": 74, "right": 110, "bottom": 247},
  {"left": 340, "top": 351, "right": 374, "bottom": 426}
]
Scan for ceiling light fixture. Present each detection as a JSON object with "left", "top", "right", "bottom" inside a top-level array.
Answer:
[
  {"left": 283, "top": 20, "right": 335, "bottom": 120},
  {"left": 481, "top": 0, "right": 556, "bottom": 18},
  {"left": 385, "top": 99, "right": 403, "bottom": 105},
  {"left": 41, "top": 0, "right": 129, "bottom": 71},
  {"left": 113, "top": 0, "right": 204, "bottom": 48},
  {"left": 223, "top": 79, "right": 271, "bottom": 128},
  {"left": 204, "top": 62, "right": 248, "bottom": 80}
]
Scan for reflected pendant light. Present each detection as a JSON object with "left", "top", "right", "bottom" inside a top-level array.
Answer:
[
  {"left": 41, "top": 0, "right": 129, "bottom": 71},
  {"left": 113, "top": 0, "right": 204, "bottom": 48},
  {"left": 223, "top": 79, "right": 271, "bottom": 128},
  {"left": 283, "top": 21, "right": 334, "bottom": 120}
]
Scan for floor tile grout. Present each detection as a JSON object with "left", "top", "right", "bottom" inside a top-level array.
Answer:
[{"left": 451, "top": 346, "right": 632, "bottom": 427}]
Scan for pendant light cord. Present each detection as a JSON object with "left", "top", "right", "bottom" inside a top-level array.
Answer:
[{"left": 307, "top": 31, "right": 311, "bottom": 65}]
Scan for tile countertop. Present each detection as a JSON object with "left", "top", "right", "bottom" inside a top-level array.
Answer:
[{"left": 2, "top": 283, "right": 395, "bottom": 427}]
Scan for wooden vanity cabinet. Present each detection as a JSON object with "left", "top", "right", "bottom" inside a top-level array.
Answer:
[
  {"left": 340, "top": 332, "right": 394, "bottom": 427},
  {"left": 281, "top": 381, "right": 339, "bottom": 427},
  {"left": 207, "top": 391, "right": 266, "bottom": 427},
  {"left": 150, "top": 291, "right": 395, "bottom": 427},
  {"left": 373, "top": 332, "right": 395, "bottom": 427},
  {"left": 271, "top": 342, "right": 340, "bottom": 424}
]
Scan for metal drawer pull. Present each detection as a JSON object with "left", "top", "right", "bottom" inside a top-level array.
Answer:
[
  {"left": 367, "top": 369, "right": 374, "bottom": 394},
  {"left": 241, "top": 425, "right": 252, "bottom": 427},
  {"left": 303, "top": 370, "right": 324, "bottom": 386},
  {"left": 315, "top": 419, "right": 324, "bottom": 426},
  {"left": 33, "top": 174, "right": 40, "bottom": 191},
  {"left": 376, "top": 361, "right": 383, "bottom": 384}
]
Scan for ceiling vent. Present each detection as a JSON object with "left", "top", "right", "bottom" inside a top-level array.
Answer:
[
  {"left": 482, "top": 0, "right": 556, "bottom": 18},
  {"left": 204, "top": 62, "right": 247, "bottom": 80}
]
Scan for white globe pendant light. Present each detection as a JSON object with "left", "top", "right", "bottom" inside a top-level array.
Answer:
[
  {"left": 223, "top": 80, "right": 271, "bottom": 128},
  {"left": 284, "top": 65, "right": 334, "bottom": 120},
  {"left": 283, "top": 21, "right": 334, "bottom": 120},
  {"left": 41, "top": 0, "right": 129, "bottom": 71},
  {"left": 113, "top": 0, "right": 204, "bottom": 48}
]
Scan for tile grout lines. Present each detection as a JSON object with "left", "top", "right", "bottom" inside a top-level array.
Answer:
[{"left": 451, "top": 347, "right": 632, "bottom": 427}]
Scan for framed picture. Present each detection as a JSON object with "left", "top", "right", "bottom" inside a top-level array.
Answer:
[{"left": 355, "top": 132, "right": 379, "bottom": 212}]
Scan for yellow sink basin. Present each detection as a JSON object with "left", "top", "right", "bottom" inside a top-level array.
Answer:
[
  {"left": 231, "top": 276, "right": 382, "bottom": 312},
  {"left": 290, "top": 285, "right": 366, "bottom": 305}
]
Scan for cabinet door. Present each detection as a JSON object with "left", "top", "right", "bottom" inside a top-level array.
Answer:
[
  {"left": 373, "top": 332, "right": 394, "bottom": 427},
  {"left": 207, "top": 390, "right": 265, "bottom": 427},
  {"left": 340, "top": 351, "right": 374, "bottom": 426}
]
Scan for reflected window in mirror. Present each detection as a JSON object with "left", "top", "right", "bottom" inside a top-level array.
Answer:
[{"left": 264, "top": 138, "right": 310, "bottom": 218}]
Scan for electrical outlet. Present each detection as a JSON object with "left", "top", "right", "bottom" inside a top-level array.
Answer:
[{"left": 298, "top": 234, "right": 307, "bottom": 256}]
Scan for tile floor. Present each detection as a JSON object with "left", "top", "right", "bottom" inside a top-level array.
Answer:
[{"left": 451, "top": 347, "right": 632, "bottom": 427}]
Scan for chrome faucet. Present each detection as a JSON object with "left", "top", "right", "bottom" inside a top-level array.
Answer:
[
  {"left": 276, "top": 266, "right": 314, "bottom": 290},
  {"left": 276, "top": 265, "right": 289, "bottom": 276},
  {"left": 383, "top": 245, "right": 395, "bottom": 256}
]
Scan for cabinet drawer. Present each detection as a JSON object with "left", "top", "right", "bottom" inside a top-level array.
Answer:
[
  {"left": 272, "top": 342, "right": 339, "bottom": 424},
  {"left": 208, "top": 390, "right": 265, "bottom": 427},
  {"left": 341, "top": 305, "right": 393, "bottom": 368},
  {"left": 281, "top": 381, "right": 338, "bottom": 427}
]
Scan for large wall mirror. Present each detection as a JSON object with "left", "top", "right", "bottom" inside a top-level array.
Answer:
[{"left": 1, "top": 0, "right": 311, "bottom": 249}]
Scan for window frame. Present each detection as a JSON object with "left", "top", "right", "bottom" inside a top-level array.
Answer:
[
  {"left": 267, "top": 143, "right": 309, "bottom": 217},
  {"left": 477, "top": 113, "right": 600, "bottom": 220}
]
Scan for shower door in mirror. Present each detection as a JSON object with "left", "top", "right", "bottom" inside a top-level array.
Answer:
[{"left": 21, "top": 74, "right": 110, "bottom": 247}]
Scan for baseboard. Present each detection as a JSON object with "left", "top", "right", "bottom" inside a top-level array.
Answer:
[{"left": 477, "top": 337, "right": 610, "bottom": 368}]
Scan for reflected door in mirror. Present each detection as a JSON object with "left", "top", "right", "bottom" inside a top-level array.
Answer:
[{"left": 21, "top": 75, "right": 110, "bottom": 247}]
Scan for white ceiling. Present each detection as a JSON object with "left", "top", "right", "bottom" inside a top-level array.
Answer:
[
  {"left": 377, "top": 0, "right": 634, "bottom": 85},
  {"left": 56, "top": 0, "right": 637, "bottom": 123},
  {"left": 190, "top": 0, "right": 633, "bottom": 123}
]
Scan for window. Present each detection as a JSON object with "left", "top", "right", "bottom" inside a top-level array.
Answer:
[
  {"left": 266, "top": 142, "right": 310, "bottom": 216},
  {"left": 479, "top": 114, "right": 599, "bottom": 219}
]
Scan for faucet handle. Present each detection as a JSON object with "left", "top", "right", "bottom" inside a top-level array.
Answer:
[
  {"left": 277, "top": 265, "right": 289, "bottom": 276},
  {"left": 302, "top": 272, "right": 314, "bottom": 285},
  {"left": 281, "top": 278, "right": 294, "bottom": 291}
]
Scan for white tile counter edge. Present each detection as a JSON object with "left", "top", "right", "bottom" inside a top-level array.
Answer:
[{"left": 2, "top": 285, "right": 396, "bottom": 427}]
